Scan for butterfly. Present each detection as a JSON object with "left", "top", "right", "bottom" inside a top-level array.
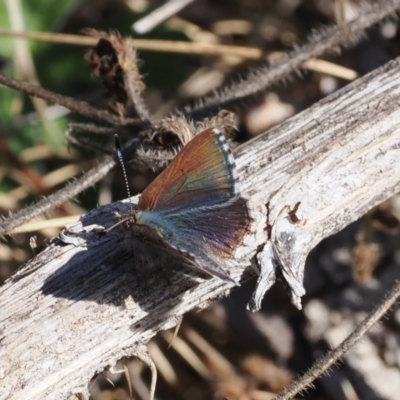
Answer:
[{"left": 121, "top": 128, "right": 251, "bottom": 285}]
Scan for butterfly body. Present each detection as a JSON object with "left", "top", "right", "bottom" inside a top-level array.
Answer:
[{"left": 126, "top": 128, "right": 250, "bottom": 285}]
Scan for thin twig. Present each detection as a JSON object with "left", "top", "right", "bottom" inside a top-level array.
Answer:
[
  {"left": 0, "top": 73, "right": 135, "bottom": 126},
  {"left": 0, "top": 157, "right": 116, "bottom": 236},
  {"left": 192, "top": 0, "right": 400, "bottom": 112},
  {"left": 65, "top": 123, "right": 115, "bottom": 155},
  {"left": 273, "top": 280, "right": 400, "bottom": 400}
]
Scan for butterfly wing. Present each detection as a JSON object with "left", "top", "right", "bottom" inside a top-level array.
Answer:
[
  {"left": 136, "top": 197, "right": 251, "bottom": 284},
  {"left": 134, "top": 127, "right": 251, "bottom": 284},
  {"left": 166, "top": 197, "right": 250, "bottom": 258},
  {"left": 138, "top": 128, "right": 238, "bottom": 212}
]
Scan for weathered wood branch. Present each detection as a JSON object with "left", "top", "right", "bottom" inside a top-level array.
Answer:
[{"left": 1, "top": 57, "right": 400, "bottom": 399}]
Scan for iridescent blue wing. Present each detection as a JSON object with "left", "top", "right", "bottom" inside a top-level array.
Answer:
[
  {"left": 165, "top": 198, "right": 250, "bottom": 258},
  {"left": 137, "top": 197, "right": 250, "bottom": 284}
]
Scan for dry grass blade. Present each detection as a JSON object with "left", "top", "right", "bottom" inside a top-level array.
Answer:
[
  {"left": 0, "top": 28, "right": 356, "bottom": 80},
  {"left": 0, "top": 157, "right": 115, "bottom": 236}
]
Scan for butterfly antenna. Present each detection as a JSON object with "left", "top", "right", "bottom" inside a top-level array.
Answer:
[{"left": 114, "top": 134, "right": 132, "bottom": 199}]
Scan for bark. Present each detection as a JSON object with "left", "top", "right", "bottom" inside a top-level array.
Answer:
[{"left": 1, "top": 56, "right": 400, "bottom": 400}]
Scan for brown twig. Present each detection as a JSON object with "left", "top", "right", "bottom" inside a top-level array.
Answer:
[
  {"left": 0, "top": 157, "right": 116, "bottom": 236},
  {"left": 193, "top": 0, "right": 400, "bottom": 112},
  {"left": 0, "top": 73, "right": 136, "bottom": 126},
  {"left": 272, "top": 280, "right": 400, "bottom": 400}
]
